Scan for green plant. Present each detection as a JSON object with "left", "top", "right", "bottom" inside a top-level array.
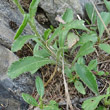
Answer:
[
  {"left": 82, "top": 94, "right": 110, "bottom": 110},
  {"left": 7, "top": 0, "right": 110, "bottom": 110},
  {"left": 82, "top": 86, "right": 110, "bottom": 110},
  {"left": 22, "top": 76, "right": 60, "bottom": 110}
]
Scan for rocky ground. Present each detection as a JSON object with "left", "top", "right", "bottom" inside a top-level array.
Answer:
[
  {"left": 0, "top": 0, "right": 44, "bottom": 109},
  {"left": 0, "top": 0, "right": 108, "bottom": 110}
]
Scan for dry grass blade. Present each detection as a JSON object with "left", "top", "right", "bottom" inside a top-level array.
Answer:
[
  {"left": 89, "top": 0, "right": 110, "bottom": 36},
  {"left": 44, "top": 65, "right": 57, "bottom": 87},
  {"left": 46, "top": 41, "right": 56, "bottom": 57},
  {"left": 62, "top": 57, "right": 74, "bottom": 110},
  {"left": 55, "top": 15, "right": 66, "bottom": 24},
  {"left": 99, "top": 81, "right": 108, "bottom": 94},
  {"left": 26, "top": 44, "right": 33, "bottom": 53}
]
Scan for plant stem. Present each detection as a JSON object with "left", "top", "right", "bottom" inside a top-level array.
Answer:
[
  {"left": 39, "top": 97, "right": 43, "bottom": 109},
  {"left": 62, "top": 53, "right": 74, "bottom": 110},
  {"left": 90, "top": 0, "right": 110, "bottom": 36},
  {"left": 29, "top": 20, "right": 41, "bottom": 38},
  {"left": 13, "top": 0, "right": 25, "bottom": 14},
  {"left": 72, "top": 57, "right": 77, "bottom": 67},
  {"left": 13, "top": 0, "right": 72, "bottom": 74},
  {"left": 13, "top": 0, "right": 41, "bottom": 38},
  {"left": 44, "top": 65, "right": 57, "bottom": 87},
  {"left": 12, "top": 0, "right": 58, "bottom": 60}
]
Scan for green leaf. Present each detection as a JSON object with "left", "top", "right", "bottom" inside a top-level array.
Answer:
[
  {"left": 77, "top": 32, "right": 97, "bottom": 46},
  {"left": 62, "top": 8, "right": 74, "bottom": 23},
  {"left": 76, "top": 41, "right": 95, "bottom": 58},
  {"left": 44, "top": 106, "right": 60, "bottom": 110},
  {"left": 53, "top": 41, "right": 58, "bottom": 50},
  {"left": 35, "top": 76, "right": 44, "bottom": 97},
  {"left": 64, "top": 66, "right": 73, "bottom": 79},
  {"left": 99, "top": 43, "right": 110, "bottom": 54},
  {"left": 59, "top": 30, "right": 68, "bottom": 47},
  {"left": 97, "top": 71, "right": 105, "bottom": 76},
  {"left": 75, "top": 81, "right": 86, "bottom": 95},
  {"left": 33, "top": 43, "right": 50, "bottom": 58},
  {"left": 82, "top": 95, "right": 110, "bottom": 110},
  {"left": 88, "top": 59, "right": 97, "bottom": 71},
  {"left": 47, "top": 20, "right": 88, "bottom": 44},
  {"left": 97, "top": 12, "right": 110, "bottom": 37},
  {"left": 8, "top": 56, "right": 56, "bottom": 79},
  {"left": 33, "top": 37, "right": 47, "bottom": 50},
  {"left": 34, "top": 48, "right": 50, "bottom": 58},
  {"left": 67, "top": 32, "right": 79, "bottom": 48},
  {"left": 104, "top": 0, "right": 110, "bottom": 12},
  {"left": 22, "top": 93, "right": 38, "bottom": 106},
  {"left": 77, "top": 57, "right": 85, "bottom": 65},
  {"left": 43, "top": 29, "right": 52, "bottom": 40},
  {"left": 12, "top": 35, "right": 36, "bottom": 52},
  {"left": 90, "top": 26, "right": 97, "bottom": 31},
  {"left": 56, "top": 48, "right": 63, "bottom": 61},
  {"left": 96, "top": 106, "right": 106, "bottom": 110},
  {"left": 105, "top": 71, "right": 109, "bottom": 76},
  {"left": 65, "top": 20, "right": 88, "bottom": 31},
  {"left": 75, "top": 63, "right": 99, "bottom": 95},
  {"left": 29, "top": 0, "right": 40, "bottom": 19},
  {"left": 85, "top": 3, "right": 96, "bottom": 24},
  {"left": 12, "top": 0, "right": 25, "bottom": 14},
  {"left": 33, "top": 43, "right": 39, "bottom": 52},
  {"left": 14, "top": 14, "right": 29, "bottom": 40},
  {"left": 49, "top": 100, "right": 58, "bottom": 106},
  {"left": 44, "top": 100, "right": 60, "bottom": 110},
  {"left": 107, "top": 87, "right": 110, "bottom": 95},
  {"left": 71, "top": 32, "right": 97, "bottom": 55}
]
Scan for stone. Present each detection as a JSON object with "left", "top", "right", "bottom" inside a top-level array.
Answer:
[
  {"left": 0, "top": 45, "right": 29, "bottom": 109},
  {"left": 39, "top": 0, "right": 104, "bottom": 26},
  {"left": 0, "top": 44, "right": 39, "bottom": 109},
  {"left": 0, "top": 1, "right": 44, "bottom": 108},
  {"left": 0, "top": 43, "right": 42, "bottom": 110},
  {"left": 0, "top": 83, "right": 28, "bottom": 110},
  {"left": 0, "top": 44, "right": 36, "bottom": 97},
  {"left": 34, "top": 107, "right": 41, "bottom": 110},
  {"left": 0, "top": 44, "right": 18, "bottom": 78},
  {"left": 0, "top": 0, "right": 44, "bottom": 48}
]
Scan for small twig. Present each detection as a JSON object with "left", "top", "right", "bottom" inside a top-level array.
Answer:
[
  {"left": 95, "top": 48, "right": 99, "bottom": 57},
  {"left": 46, "top": 41, "right": 56, "bottom": 57},
  {"left": 106, "top": 80, "right": 110, "bottom": 85},
  {"left": 95, "top": 2, "right": 104, "bottom": 5},
  {"left": 89, "top": 0, "right": 110, "bottom": 36},
  {"left": 44, "top": 65, "right": 57, "bottom": 87},
  {"left": 99, "top": 81, "right": 108, "bottom": 94},
  {"left": 98, "top": 59, "right": 110, "bottom": 64},
  {"left": 77, "top": 15, "right": 81, "bottom": 20},
  {"left": 62, "top": 56, "right": 74, "bottom": 110},
  {"left": 55, "top": 15, "right": 66, "bottom": 24},
  {"left": 86, "top": 24, "right": 96, "bottom": 27},
  {"left": 26, "top": 44, "right": 33, "bottom": 53}
]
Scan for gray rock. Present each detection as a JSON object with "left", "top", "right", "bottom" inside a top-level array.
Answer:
[
  {"left": 39, "top": 0, "right": 83, "bottom": 26},
  {"left": 39, "top": 0, "right": 104, "bottom": 26},
  {"left": 0, "top": 84, "right": 28, "bottom": 110},
  {"left": 0, "top": 38, "right": 41, "bottom": 109},
  {"left": 0, "top": 0, "right": 44, "bottom": 48},
  {"left": 0, "top": 44, "right": 39, "bottom": 110},
  {"left": 0, "top": 45, "right": 29, "bottom": 109},
  {"left": 0, "top": 45, "right": 40, "bottom": 106},
  {"left": 0, "top": 1, "right": 44, "bottom": 108},
  {"left": 0, "top": 44, "right": 42, "bottom": 110},
  {"left": 0, "top": 44, "right": 36, "bottom": 97},
  {"left": 0, "top": 44, "right": 18, "bottom": 77},
  {"left": 0, "top": 44, "right": 17, "bottom": 93}
]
